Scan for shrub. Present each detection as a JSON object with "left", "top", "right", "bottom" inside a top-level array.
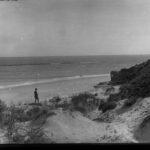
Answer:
[
  {"left": 55, "top": 102, "right": 71, "bottom": 110},
  {"left": 8, "top": 124, "right": 50, "bottom": 144},
  {"left": 0, "top": 99, "right": 7, "bottom": 125},
  {"left": 105, "top": 86, "right": 115, "bottom": 95},
  {"left": 0, "top": 99, "right": 7, "bottom": 113},
  {"left": 6, "top": 105, "right": 17, "bottom": 139},
  {"left": 26, "top": 106, "right": 45, "bottom": 120},
  {"left": 110, "top": 60, "right": 150, "bottom": 85},
  {"left": 98, "top": 100, "right": 117, "bottom": 113},
  {"left": 71, "top": 92, "right": 99, "bottom": 113},
  {"left": 5, "top": 106, "right": 51, "bottom": 143},
  {"left": 123, "top": 97, "right": 137, "bottom": 108},
  {"left": 0, "top": 101, "right": 53, "bottom": 143},
  {"left": 110, "top": 59, "right": 150, "bottom": 99},
  {"left": 111, "top": 68, "right": 137, "bottom": 85},
  {"left": 107, "top": 93, "right": 121, "bottom": 102},
  {"left": 50, "top": 96, "right": 61, "bottom": 104},
  {"left": 118, "top": 72, "right": 150, "bottom": 99},
  {"left": 24, "top": 126, "right": 47, "bottom": 143}
]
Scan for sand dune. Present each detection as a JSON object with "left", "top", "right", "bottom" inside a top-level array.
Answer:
[{"left": 43, "top": 109, "right": 112, "bottom": 143}]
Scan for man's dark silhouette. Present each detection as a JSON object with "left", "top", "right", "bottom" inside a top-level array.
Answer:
[{"left": 34, "top": 88, "right": 39, "bottom": 103}]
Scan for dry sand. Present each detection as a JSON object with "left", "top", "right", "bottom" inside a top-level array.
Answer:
[
  {"left": 0, "top": 75, "right": 109, "bottom": 105},
  {"left": 41, "top": 84, "right": 150, "bottom": 143}
]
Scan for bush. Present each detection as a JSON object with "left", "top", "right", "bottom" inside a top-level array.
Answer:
[
  {"left": 0, "top": 99, "right": 7, "bottom": 125},
  {"left": 110, "top": 60, "right": 150, "bottom": 85},
  {"left": 110, "top": 59, "right": 150, "bottom": 99},
  {"left": 6, "top": 105, "right": 17, "bottom": 139},
  {"left": 8, "top": 125, "right": 50, "bottom": 144},
  {"left": 4, "top": 106, "right": 29, "bottom": 123},
  {"left": 107, "top": 93, "right": 121, "bottom": 102},
  {"left": 0, "top": 99, "right": 7, "bottom": 113},
  {"left": 71, "top": 92, "right": 99, "bottom": 113},
  {"left": 123, "top": 97, "right": 137, "bottom": 108},
  {"left": 50, "top": 96, "right": 61, "bottom": 104},
  {"left": 26, "top": 106, "right": 49, "bottom": 120},
  {"left": 0, "top": 101, "right": 53, "bottom": 143},
  {"left": 98, "top": 100, "right": 117, "bottom": 113},
  {"left": 105, "top": 86, "right": 115, "bottom": 95},
  {"left": 5, "top": 105, "right": 51, "bottom": 143},
  {"left": 26, "top": 107, "right": 40, "bottom": 116},
  {"left": 55, "top": 102, "right": 71, "bottom": 110},
  {"left": 24, "top": 126, "right": 48, "bottom": 143},
  {"left": 118, "top": 72, "right": 150, "bottom": 99}
]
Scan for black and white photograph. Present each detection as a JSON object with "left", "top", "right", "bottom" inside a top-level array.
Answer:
[{"left": 0, "top": 0, "right": 150, "bottom": 144}]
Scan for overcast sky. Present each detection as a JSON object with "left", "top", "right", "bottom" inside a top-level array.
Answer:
[{"left": 0, "top": 0, "right": 150, "bottom": 56}]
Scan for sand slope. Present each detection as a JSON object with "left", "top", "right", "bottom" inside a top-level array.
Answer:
[
  {"left": 42, "top": 88, "right": 150, "bottom": 143},
  {"left": 43, "top": 107, "right": 139, "bottom": 143},
  {"left": 43, "top": 109, "right": 107, "bottom": 143}
]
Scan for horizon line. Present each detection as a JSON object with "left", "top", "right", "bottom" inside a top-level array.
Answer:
[{"left": 1, "top": 54, "right": 150, "bottom": 58}]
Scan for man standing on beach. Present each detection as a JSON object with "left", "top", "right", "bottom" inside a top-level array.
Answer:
[{"left": 34, "top": 88, "right": 39, "bottom": 103}]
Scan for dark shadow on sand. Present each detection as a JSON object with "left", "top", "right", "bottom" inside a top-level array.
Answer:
[{"left": 134, "top": 115, "right": 150, "bottom": 143}]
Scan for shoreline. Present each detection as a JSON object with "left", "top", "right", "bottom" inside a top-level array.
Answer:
[
  {"left": 0, "top": 74, "right": 110, "bottom": 90},
  {"left": 0, "top": 74, "right": 110, "bottom": 105}
]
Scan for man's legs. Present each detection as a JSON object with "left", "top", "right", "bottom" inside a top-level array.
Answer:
[
  {"left": 35, "top": 98, "right": 37, "bottom": 103},
  {"left": 37, "top": 97, "right": 39, "bottom": 103}
]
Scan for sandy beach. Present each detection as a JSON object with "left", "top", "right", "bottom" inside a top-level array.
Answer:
[{"left": 0, "top": 75, "right": 110, "bottom": 105}]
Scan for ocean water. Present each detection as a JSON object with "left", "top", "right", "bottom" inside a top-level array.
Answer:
[{"left": 0, "top": 55, "right": 149, "bottom": 88}]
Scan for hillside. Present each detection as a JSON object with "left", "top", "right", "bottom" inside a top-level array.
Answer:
[
  {"left": 108, "top": 59, "right": 150, "bottom": 103},
  {"left": 110, "top": 59, "right": 150, "bottom": 85}
]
